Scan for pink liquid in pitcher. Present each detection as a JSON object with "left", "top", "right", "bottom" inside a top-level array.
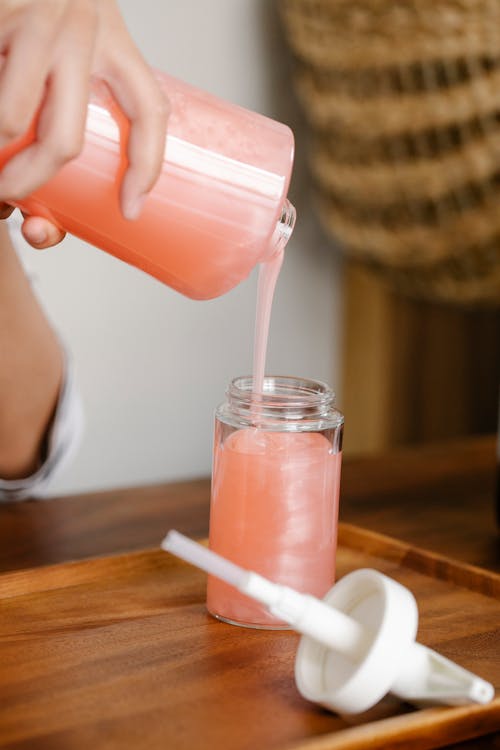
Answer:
[{"left": 0, "top": 73, "right": 294, "bottom": 300}]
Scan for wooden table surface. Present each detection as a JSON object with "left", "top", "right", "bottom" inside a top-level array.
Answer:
[{"left": 1, "top": 434, "right": 499, "bottom": 748}]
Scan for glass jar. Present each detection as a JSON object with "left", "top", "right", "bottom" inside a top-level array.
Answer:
[{"left": 207, "top": 375, "right": 344, "bottom": 628}]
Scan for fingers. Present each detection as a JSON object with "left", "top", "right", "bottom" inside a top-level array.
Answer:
[
  {"left": 0, "top": 4, "right": 96, "bottom": 202},
  {"left": 0, "top": 61, "right": 91, "bottom": 201},
  {"left": 0, "top": 0, "right": 168, "bottom": 222},
  {"left": 21, "top": 215, "right": 66, "bottom": 249},
  {"left": 0, "top": 7, "right": 58, "bottom": 147},
  {"left": 104, "top": 52, "right": 169, "bottom": 220}
]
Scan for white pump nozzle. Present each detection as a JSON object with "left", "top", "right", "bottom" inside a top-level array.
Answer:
[{"left": 161, "top": 531, "right": 494, "bottom": 715}]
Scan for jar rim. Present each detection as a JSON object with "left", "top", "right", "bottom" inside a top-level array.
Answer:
[
  {"left": 228, "top": 374, "right": 336, "bottom": 411},
  {"left": 229, "top": 375, "right": 335, "bottom": 405},
  {"left": 220, "top": 376, "right": 342, "bottom": 430}
]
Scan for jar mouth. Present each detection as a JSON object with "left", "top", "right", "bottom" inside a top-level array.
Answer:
[
  {"left": 230, "top": 375, "right": 334, "bottom": 406},
  {"left": 223, "top": 375, "right": 340, "bottom": 427}
]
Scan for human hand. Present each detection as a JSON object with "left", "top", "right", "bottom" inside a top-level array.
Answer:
[{"left": 0, "top": 0, "right": 169, "bottom": 245}]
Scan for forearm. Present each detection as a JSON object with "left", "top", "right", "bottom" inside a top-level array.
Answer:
[{"left": 0, "top": 223, "right": 63, "bottom": 479}]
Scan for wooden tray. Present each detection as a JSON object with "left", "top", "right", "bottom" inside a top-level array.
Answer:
[{"left": 0, "top": 523, "right": 499, "bottom": 750}]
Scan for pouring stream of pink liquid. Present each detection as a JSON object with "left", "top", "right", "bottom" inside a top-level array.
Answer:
[{"left": 252, "top": 249, "right": 284, "bottom": 394}]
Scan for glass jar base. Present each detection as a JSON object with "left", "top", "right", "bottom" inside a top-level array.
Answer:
[{"left": 208, "top": 609, "right": 291, "bottom": 631}]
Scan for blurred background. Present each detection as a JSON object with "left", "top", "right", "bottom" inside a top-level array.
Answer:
[
  {"left": 279, "top": 0, "right": 500, "bottom": 455},
  {"left": 15, "top": 0, "right": 500, "bottom": 495}
]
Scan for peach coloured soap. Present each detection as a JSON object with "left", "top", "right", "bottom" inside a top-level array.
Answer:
[{"left": 207, "top": 427, "right": 342, "bottom": 627}]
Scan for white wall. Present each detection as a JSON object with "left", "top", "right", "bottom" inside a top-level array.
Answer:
[{"left": 17, "top": 0, "right": 343, "bottom": 494}]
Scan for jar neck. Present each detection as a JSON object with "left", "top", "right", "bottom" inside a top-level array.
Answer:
[{"left": 224, "top": 375, "right": 341, "bottom": 428}]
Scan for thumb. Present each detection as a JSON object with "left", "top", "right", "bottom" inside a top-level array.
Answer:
[{"left": 21, "top": 215, "right": 66, "bottom": 249}]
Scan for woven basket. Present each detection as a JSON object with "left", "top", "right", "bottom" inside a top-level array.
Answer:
[{"left": 279, "top": 0, "right": 500, "bottom": 305}]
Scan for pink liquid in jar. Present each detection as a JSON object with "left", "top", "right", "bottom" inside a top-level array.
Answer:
[{"left": 207, "top": 377, "right": 344, "bottom": 628}]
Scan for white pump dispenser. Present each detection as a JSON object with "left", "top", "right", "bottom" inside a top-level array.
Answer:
[{"left": 161, "top": 530, "right": 494, "bottom": 715}]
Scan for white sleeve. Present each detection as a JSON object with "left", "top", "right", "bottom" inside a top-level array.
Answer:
[{"left": 0, "top": 352, "right": 84, "bottom": 502}]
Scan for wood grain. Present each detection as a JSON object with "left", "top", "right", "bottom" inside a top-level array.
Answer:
[
  {"left": 0, "top": 477, "right": 211, "bottom": 573},
  {"left": 0, "top": 527, "right": 498, "bottom": 750},
  {"left": 339, "top": 435, "right": 500, "bottom": 573}
]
